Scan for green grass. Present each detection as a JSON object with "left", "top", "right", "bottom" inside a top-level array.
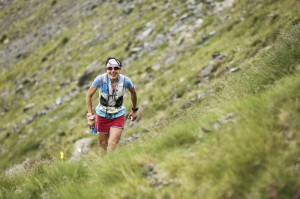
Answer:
[
  {"left": 2, "top": 27, "right": 300, "bottom": 197},
  {"left": 0, "top": 0, "right": 300, "bottom": 198}
]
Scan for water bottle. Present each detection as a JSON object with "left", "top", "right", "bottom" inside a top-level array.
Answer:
[{"left": 91, "top": 124, "right": 97, "bottom": 134}]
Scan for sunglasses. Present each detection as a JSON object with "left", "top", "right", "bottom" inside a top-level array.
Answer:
[{"left": 107, "top": 66, "right": 121, "bottom": 71}]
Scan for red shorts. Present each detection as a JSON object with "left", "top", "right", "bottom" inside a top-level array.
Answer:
[{"left": 96, "top": 114, "right": 125, "bottom": 134}]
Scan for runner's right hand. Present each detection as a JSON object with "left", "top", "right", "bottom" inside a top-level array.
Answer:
[
  {"left": 86, "top": 112, "right": 95, "bottom": 128},
  {"left": 87, "top": 120, "right": 94, "bottom": 128}
]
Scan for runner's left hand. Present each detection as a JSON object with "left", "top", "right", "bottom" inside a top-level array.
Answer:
[{"left": 129, "top": 111, "right": 138, "bottom": 121}]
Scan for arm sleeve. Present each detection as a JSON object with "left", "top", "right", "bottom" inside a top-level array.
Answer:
[{"left": 92, "top": 75, "right": 102, "bottom": 89}]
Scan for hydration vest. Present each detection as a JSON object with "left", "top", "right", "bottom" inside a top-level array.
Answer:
[{"left": 97, "top": 74, "right": 126, "bottom": 114}]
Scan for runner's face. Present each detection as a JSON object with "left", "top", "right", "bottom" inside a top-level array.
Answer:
[{"left": 107, "top": 65, "right": 121, "bottom": 80}]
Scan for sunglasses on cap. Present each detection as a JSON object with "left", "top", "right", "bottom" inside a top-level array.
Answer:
[{"left": 107, "top": 66, "right": 121, "bottom": 71}]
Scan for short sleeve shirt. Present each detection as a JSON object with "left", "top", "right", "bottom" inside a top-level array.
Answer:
[{"left": 92, "top": 74, "right": 134, "bottom": 119}]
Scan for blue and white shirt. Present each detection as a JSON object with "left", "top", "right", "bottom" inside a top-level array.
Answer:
[{"left": 92, "top": 74, "right": 133, "bottom": 119}]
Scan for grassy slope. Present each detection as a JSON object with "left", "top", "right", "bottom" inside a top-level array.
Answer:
[
  {"left": 1, "top": 24, "right": 299, "bottom": 199},
  {"left": 0, "top": 0, "right": 300, "bottom": 198}
]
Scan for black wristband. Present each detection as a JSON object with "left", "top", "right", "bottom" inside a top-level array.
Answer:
[{"left": 132, "top": 107, "right": 139, "bottom": 112}]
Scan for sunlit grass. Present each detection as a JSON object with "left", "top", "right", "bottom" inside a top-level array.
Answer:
[{"left": 0, "top": 0, "right": 300, "bottom": 198}]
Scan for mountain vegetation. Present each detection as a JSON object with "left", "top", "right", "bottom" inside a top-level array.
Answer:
[{"left": 0, "top": 0, "right": 300, "bottom": 198}]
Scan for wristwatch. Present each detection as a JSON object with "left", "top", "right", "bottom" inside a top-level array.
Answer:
[{"left": 132, "top": 107, "right": 139, "bottom": 112}]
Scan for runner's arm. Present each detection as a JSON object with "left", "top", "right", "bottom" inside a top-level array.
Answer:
[
  {"left": 128, "top": 87, "right": 137, "bottom": 110},
  {"left": 86, "top": 86, "right": 97, "bottom": 114},
  {"left": 128, "top": 87, "right": 138, "bottom": 121}
]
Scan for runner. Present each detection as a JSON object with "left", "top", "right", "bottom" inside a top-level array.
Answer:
[{"left": 86, "top": 57, "right": 138, "bottom": 154}]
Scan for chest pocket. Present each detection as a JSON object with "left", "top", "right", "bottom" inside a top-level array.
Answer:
[
  {"left": 115, "top": 83, "right": 125, "bottom": 107},
  {"left": 100, "top": 82, "right": 109, "bottom": 106}
]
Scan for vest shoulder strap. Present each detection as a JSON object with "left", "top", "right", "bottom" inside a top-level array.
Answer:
[{"left": 100, "top": 74, "right": 127, "bottom": 94}]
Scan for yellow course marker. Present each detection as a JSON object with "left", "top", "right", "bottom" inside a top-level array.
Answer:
[{"left": 60, "top": 151, "right": 64, "bottom": 161}]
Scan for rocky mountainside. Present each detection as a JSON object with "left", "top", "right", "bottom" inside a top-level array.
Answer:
[
  {"left": 0, "top": 0, "right": 299, "bottom": 172},
  {"left": 1, "top": 1, "right": 300, "bottom": 198}
]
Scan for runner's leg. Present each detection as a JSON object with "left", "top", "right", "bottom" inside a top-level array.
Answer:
[
  {"left": 107, "top": 127, "right": 123, "bottom": 152},
  {"left": 98, "top": 133, "right": 109, "bottom": 154}
]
